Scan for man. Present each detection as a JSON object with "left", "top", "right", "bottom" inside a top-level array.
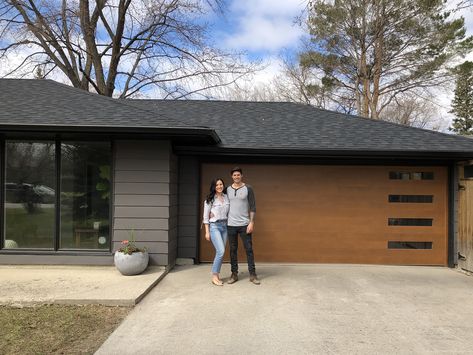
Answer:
[{"left": 226, "top": 167, "right": 260, "bottom": 285}]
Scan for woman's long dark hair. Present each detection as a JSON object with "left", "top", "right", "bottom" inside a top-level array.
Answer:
[{"left": 205, "top": 178, "right": 225, "bottom": 204}]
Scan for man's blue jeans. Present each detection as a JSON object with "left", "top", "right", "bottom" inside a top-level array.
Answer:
[{"left": 209, "top": 221, "right": 227, "bottom": 274}]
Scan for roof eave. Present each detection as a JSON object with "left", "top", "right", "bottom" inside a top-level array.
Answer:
[
  {"left": 173, "top": 145, "right": 473, "bottom": 161},
  {"left": 0, "top": 124, "right": 221, "bottom": 144}
]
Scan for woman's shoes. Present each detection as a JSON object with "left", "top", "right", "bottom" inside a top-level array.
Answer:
[{"left": 211, "top": 278, "right": 224, "bottom": 286}]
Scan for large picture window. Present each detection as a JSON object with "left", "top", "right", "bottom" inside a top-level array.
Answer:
[
  {"left": 2, "top": 140, "right": 111, "bottom": 252},
  {"left": 4, "top": 142, "right": 56, "bottom": 249},
  {"left": 60, "top": 142, "right": 111, "bottom": 250}
]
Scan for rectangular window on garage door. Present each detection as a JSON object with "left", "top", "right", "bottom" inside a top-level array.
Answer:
[{"left": 389, "top": 171, "right": 434, "bottom": 180}]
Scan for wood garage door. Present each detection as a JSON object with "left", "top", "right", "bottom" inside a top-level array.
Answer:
[{"left": 200, "top": 164, "right": 448, "bottom": 265}]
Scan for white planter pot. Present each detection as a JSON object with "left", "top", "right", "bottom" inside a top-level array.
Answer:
[{"left": 114, "top": 251, "right": 149, "bottom": 276}]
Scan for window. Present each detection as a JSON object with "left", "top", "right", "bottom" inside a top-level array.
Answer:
[
  {"left": 464, "top": 165, "right": 473, "bottom": 179},
  {"left": 388, "top": 241, "right": 432, "bottom": 249},
  {"left": 388, "top": 218, "right": 433, "bottom": 226},
  {"left": 2, "top": 140, "right": 111, "bottom": 251},
  {"left": 4, "top": 142, "right": 56, "bottom": 249},
  {"left": 60, "top": 142, "right": 111, "bottom": 250},
  {"left": 388, "top": 195, "right": 433, "bottom": 203},
  {"left": 389, "top": 171, "right": 434, "bottom": 180}
]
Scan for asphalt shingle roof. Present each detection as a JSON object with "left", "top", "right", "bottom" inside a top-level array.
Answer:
[
  {"left": 2, "top": 79, "right": 473, "bottom": 156},
  {"left": 129, "top": 100, "right": 473, "bottom": 154},
  {"left": 0, "top": 79, "right": 192, "bottom": 129}
]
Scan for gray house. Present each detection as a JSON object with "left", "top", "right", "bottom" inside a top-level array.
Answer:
[{"left": 1, "top": 79, "right": 473, "bottom": 268}]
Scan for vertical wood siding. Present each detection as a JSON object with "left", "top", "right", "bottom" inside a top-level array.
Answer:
[{"left": 458, "top": 163, "right": 473, "bottom": 272}]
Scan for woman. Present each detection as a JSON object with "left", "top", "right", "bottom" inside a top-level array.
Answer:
[{"left": 203, "top": 178, "right": 230, "bottom": 286}]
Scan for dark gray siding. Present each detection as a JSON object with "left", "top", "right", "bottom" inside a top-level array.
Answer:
[
  {"left": 177, "top": 156, "right": 200, "bottom": 260},
  {"left": 0, "top": 254, "right": 113, "bottom": 265},
  {"left": 113, "top": 140, "right": 174, "bottom": 266},
  {"left": 168, "top": 153, "right": 179, "bottom": 267}
]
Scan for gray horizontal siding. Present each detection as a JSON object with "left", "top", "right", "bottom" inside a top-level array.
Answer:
[
  {"left": 115, "top": 194, "right": 169, "bottom": 207},
  {"left": 115, "top": 159, "right": 171, "bottom": 171},
  {"left": 115, "top": 170, "right": 170, "bottom": 183},
  {"left": 115, "top": 207, "right": 170, "bottom": 218},
  {"left": 115, "top": 182, "right": 169, "bottom": 195},
  {"left": 113, "top": 140, "right": 173, "bottom": 266},
  {"left": 113, "top": 230, "right": 169, "bottom": 242},
  {"left": 114, "top": 218, "right": 168, "bottom": 230}
]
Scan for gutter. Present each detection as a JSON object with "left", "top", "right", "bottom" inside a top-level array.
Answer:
[
  {"left": 0, "top": 124, "right": 221, "bottom": 144},
  {"left": 173, "top": 145, "right": 473, "bottom": 161}
]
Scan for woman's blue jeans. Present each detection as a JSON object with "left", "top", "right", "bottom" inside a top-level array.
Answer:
[{"left": 209, "top": 221, "right": 227, "bottom": 274}]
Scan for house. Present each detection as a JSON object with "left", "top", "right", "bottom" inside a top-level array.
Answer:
[{"left": 1, "top": 78, "right": 473, "bottom": 268}]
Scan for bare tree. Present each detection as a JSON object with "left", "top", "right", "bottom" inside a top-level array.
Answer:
[
  {"left": 379, "top": 94, "right": 447, "bottom": 131},
  {"left": 0, "top": 0, "right": 255, "bottom": 98}
]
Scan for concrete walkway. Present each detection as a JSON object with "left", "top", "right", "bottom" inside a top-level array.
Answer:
[
  {"left": 0, "top": 265, "right": 166, "bottom": 306},
  {"left": 96, "top": 264, "right": 473, "bottom": 354}
]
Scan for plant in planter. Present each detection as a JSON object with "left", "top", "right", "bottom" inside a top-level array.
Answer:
[{"left": 114, "top": 231, "right": 149, "bottom": 276}]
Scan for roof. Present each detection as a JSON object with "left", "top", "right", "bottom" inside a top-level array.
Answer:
[
  {"left": 2, "top": 79, "right": 473, "bottom": 158},
  {"left": 0, "top": 79, "right": 218, "bottom": 142},
  {"left": 128, "top": 99, "right": 473, "bottom": 157}
]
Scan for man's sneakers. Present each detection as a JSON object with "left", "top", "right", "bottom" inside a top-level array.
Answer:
[
  {"left": 249, "top": 274, "right": 261, "bottom": 285},
  {"left": 227, "top": 272, "right": 238, "bottom": 284}
]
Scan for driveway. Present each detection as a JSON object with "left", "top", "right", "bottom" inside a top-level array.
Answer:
[{"left": 96, "top": 264, "right": 473, "bottom": 354}]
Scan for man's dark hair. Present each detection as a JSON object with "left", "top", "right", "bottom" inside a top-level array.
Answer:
[{"left": 230, "top": 167, "right": 243, "bottom": 175}]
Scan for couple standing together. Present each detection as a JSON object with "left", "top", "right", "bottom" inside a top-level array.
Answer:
[{"left": 203, "top": 167, "right": 260, "bottom": 286}]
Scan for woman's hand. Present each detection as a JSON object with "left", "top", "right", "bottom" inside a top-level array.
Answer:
[{"left": 205, "top": 232, "right": 210, "bottom": 241}]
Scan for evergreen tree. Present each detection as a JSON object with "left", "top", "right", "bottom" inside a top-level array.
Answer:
[
  {"left": 450, "top": 61, "right": 473, "bottom": 135},
  {"left": 301, "top": 0, "right": 473, "bottom": 119}
]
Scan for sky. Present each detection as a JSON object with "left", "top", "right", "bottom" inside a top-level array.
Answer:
[
  {"left": 209, "top": 0, "right": 307, "bottom": 84},
  {"left": 207, "top": 0, "right": 473, "bottom": 127},
  {"left": 2, "top": 0, "right": 473, "bottom": 127}
]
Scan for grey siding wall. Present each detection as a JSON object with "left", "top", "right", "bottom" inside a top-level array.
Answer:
[
  {"left": 113, "top": 140, "right": 174, "bottom": 266},
  {"left": 177, "top": 156, "right": 200, "bottom": 260}
]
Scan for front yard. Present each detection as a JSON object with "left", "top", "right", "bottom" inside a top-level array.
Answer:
[{"left": 0, "top": 304, "right": 130, "bottom": 355}]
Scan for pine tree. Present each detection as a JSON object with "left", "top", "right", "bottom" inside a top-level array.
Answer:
[
  {"left": 450, "top": 62, "right": 473, "bottom": 135},
  {"left": 301, "top": 0, "right": 473, "bottom": 119}
]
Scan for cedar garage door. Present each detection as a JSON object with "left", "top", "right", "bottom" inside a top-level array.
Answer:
[{"left": 200, "top": 164, "right": 448, "bottom": 265}]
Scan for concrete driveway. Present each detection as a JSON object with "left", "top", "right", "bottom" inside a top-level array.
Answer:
[{"left": 96, "top": 264, "right": 473, "bottom": 354}]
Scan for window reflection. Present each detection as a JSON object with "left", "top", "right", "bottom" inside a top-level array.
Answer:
[
  {"left": 60, "top": 142, "right": 111, "bottom": 249},
  {"left": 4, "top": 142, "right": 56, "bottom": 249}
]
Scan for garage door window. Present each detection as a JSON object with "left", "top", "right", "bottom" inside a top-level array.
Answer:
[
  {"left": 388, "top": 218, "right": 433, "bottom": 226},
  {"left": 388, "top": 195, "right": 433, "bottom": 203},
  {"left": 388, "top": 241, "right": 433, "bottom": 249},
  {"left": 389, "top": 171, "right": 434, "bottom": 180}
]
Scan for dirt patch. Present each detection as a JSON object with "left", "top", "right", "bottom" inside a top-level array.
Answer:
[{"left": 0, "top": 304, "right": 130, "bottom": 355}]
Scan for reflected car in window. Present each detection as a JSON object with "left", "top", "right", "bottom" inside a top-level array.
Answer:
[{"left": 5, "top": 182, "right": 55, "bottom": 204}]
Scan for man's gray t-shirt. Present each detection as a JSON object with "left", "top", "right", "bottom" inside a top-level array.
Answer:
[{"left": 226, "top": 184, "right": 256, "bottom": 227}]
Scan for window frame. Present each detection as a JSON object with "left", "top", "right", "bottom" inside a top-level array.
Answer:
[{"left": 0, "top": 136, "right": 113, "bottom": 255}]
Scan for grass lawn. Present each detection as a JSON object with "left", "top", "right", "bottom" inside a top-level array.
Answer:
[{"left": 0, "top": 304, "right": 130, "bottom": 355}]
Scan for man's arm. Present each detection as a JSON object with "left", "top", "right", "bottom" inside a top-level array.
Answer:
[{"left": 247, "top": 186, "right": 256, "bottom": 233}]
